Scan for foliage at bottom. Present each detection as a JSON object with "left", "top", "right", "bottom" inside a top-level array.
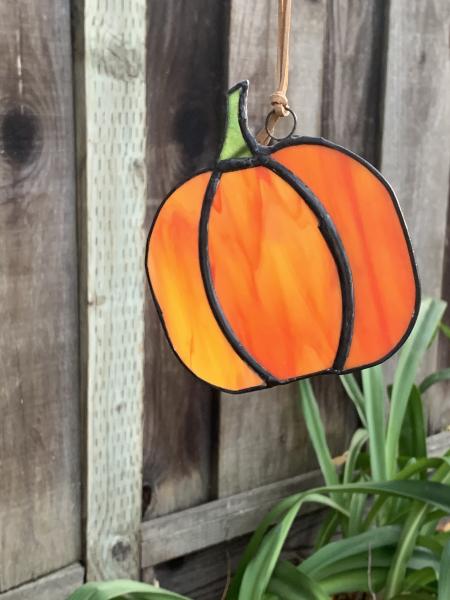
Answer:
[{"left": 68, "top": 298, "right": 450, "bottom": 599}]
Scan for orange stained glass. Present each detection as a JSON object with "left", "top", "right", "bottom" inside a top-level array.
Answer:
[
  {"left": 147, "top": 172, "right": 264, "bottom": 392},
  {"left": 273, "top": 144, "right": 417, "bottom": 370},
  {"left": 207, "top": 166, "right": 343, "bottom": 380}
]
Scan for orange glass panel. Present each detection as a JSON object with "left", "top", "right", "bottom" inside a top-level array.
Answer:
[
  {"left": 148, "top": 172, "right": 263, "bottom": 391},
  {"left": 207, "top": 166, "right": 343, "bottom": 380},
  {"left": 273, "top": 144, "right": 417, "bottom": 370}
]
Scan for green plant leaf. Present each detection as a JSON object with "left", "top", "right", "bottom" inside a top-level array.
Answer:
[
  {"left": 399, "top": 386, "right": 427, "bottom": 465},
  {"left": 362, "top": 365, "right": 387, "bottom": 481},
  {"left": 364, "top": 457, "right": 450, "bottom": 529},
  {"left": 340, "top": 374, "right": 367, "bottom": 427},
  {"left": 238, "top": 497, "right": 303, "bottom": 600},
  {"left": 439, "top": 322, "right": 450, "bottom": 340},
  {"left": 297, "top": 380, "right": 339, "bottom": 488},
  {"left": 438, "top": 540, "right": 450, "bottom": 599},
  {"left": 226, "top": 494, "right": 304, "bottom": 600},
  {"left": 309, "top": 546, "right": 439, "bottom": 584},
  {"left": 267, "top": 561, "right": 329, "bottom": 600},
  {"left": 403, "top": 567, "right": 437, "bottom": 592},
  {"left": 310, "top": 547, "right": 395, "bottom": 581},
  {"left": 319, "top": 567, "right": 387, "bottom": 595},
  {"left": 417, "top": 534, "right": 446, "bottom": 558},
  {"left": 408, "top": 547, "right": 441, "bottom": 574},
  {"left": 384, "top": 465, "right": 450, "bottom": 597},
  {"left": 238, "top": 494, "right": 347, "bottom": 600},
  {"left": 348, "top": 491, "right": 367, "bottom": 536},
  {"left": 343, "top": 428, "right": 369, "bottom": 484},
  {"left": 386, "top": 298, "right": 446, "bottom": 478},
  {"left": 391, "top": 594, "right": 437, "bottom": 600},
  {"left": 230, "top": 479, "right": 450, "bottom": 599},
  {"left": 342, "top": 429, "right": 369, "bottom": 535},
  {"left": 66, "top": 580, "right": 191, "bottom": 600},
  {"left": 325, "top": 479, "right": 450, "bottom": 513},
  {"left": 419, "top": 368, "right": 450, "bottom": 394},
  {"left": 299, "top": 525, "right": 400, "bottom": 577},
  {"left": 312, "top": 509, "right": 340, "bottom": 551}
]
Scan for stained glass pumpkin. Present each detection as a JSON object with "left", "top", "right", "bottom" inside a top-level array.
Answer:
[{"left": 146, "top": 81, "right": 420, "bottom": 393}]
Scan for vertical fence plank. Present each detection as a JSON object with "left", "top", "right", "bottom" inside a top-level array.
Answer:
[
  {"left": 0, "top": 1, "right": 80, "bottom": 591},
  {"left": 217, "top": 0, "right": 387, "bottom": 497},
  {"left": 142, "top": 0, "right": 229, "bottom": 519},
  {"left": 321, "top": 0, "right": 386, "bottom": 164},
  {"left": 73, "top": 0, "right": 147, "bottom": 580},
  {"left": 381, "top": 0, "right": 450, "bottom": 430}
]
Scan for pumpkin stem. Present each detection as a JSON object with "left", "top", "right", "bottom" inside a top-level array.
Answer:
[{"left": 218, "top": 81, "right": 254, "bottom": 161}]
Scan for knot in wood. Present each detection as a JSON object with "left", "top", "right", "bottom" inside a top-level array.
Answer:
[
  {"left": 0, "top": 105, "right": 41, "bottom": 166},
  {"left": 270, "top": 91, "right": 289, "bottom": 117},
  {"left": 111, "top": 539, "right": 132, "bottom": 562}
]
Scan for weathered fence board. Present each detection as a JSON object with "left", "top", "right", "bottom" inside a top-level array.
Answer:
[
  {"left": 0, "top": 0, "right": 80, "bottom": 591},
  {"left": 217, "top": 0, "right": 386, "bottom": 497},
  {"left": 321, "top": 0, "right": 386, "bottom": 164},
  {"left": 141, "top": 468, "right": 323, "bottom": 568},
  {"left": 73, "top": 0, "right": 147, "bottom": 581},
  {"left": 381, "top": 0, "right": 450, "bottom": 430},
  {"left": 142, "top": 0, "right": 229, "bottom": 520},
  {"left": 0, "top": 564, "right": 83, "bottom": 600}
]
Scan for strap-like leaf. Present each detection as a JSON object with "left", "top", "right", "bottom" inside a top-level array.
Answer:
[
  {"left": 297, "top": 380, "right": 339, "bottom": 487},
  {"left": 299, "top": 525, "right": 400, "bottom": 577},
  {"left": 340, "top": 373, "right": 367, "bottom": 427},
  {"left": 386, "top": 298, "right": 446, "bottom": 478},
  {"left": 438, "top": 540, "right": 450, "bottom": 599},
  {"left": 419, "top": 368, "right": 450, "bottom": 394},
  {"left": 362, "top": 366, "right": 387, "bottom": 481},
  {"left": 67, "top": 580, "right": 191, "bottom": 600}
]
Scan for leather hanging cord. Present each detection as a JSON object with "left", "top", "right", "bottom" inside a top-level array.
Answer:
[{"left": 256, "top": 0, "right": 292, "bottom": 145}]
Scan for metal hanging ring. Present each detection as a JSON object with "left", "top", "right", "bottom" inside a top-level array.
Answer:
[{"left": 264, "top": 107, "right": 297, "bottom": 142}]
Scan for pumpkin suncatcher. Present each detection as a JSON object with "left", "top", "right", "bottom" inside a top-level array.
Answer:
[{"left": 146, "top": 81, "right": 420, "bottom": 393}]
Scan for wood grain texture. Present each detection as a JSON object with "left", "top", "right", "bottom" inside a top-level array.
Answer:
[
  {"left": 73, "top": 0, "right": 147, "bottom": 580},
  {"left": 381, "top": 0, "right": 450, "bottom": 430},
  {"left": 321, "top": 0, "right": 386, "bottom": 163},
  {"left": 228, "top": 0, "right": 326, "bottom": 139},
  {"left": 219, "top": 0, "right": 385, "bottom": 497},
  {"left": 142, "top": 0, "right": 229, "bottom": 519},
  {"left": 427, "top": 430, "right": 450, "bottom": 457},
  {"left": 141, "top": 468, "right": 324, "bottom": 568},
  {"left": 0, "top": 1, "right": 80, "bottom": 591},
  {"left": 0, "top": 564, "right": 83, "bottom": 600}
]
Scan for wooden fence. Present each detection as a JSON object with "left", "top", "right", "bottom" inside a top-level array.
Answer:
[{"left": 0, "top": 1, "right": 449, "bottom": 598}]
